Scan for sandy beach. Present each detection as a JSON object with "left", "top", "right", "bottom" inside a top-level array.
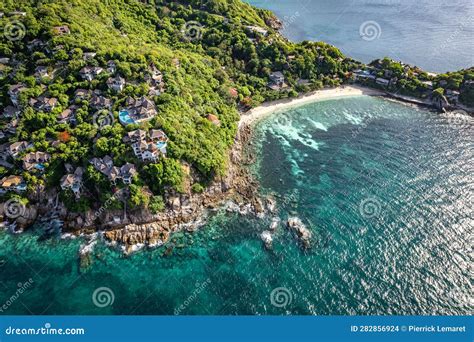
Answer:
[{"left": 239, "top": 85, "right": 384, "bottom": 127}]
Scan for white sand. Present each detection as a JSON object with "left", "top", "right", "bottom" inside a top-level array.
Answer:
[{"left": 239, "top": 85, "right": 384, "bottom": 127}]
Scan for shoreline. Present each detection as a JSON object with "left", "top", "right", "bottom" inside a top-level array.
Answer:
[
  {"left": 240, "top": 85, "right": 385, "bottom": 127},
  {"left": 1, "top": 85, "right": 466, "bottom": 256}
]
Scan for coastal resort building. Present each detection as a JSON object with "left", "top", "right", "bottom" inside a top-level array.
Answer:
[
  {"left": 0, "top": 175, "right": 26, "bottom": 193},
  {"left": 83, "top": 52, "right": 97, "bottom": 61},
  {"left": 8, "top": 141, "right": 30, "bottom": 157},
  {"left": 79, "top": 66, "right": 104, "bottom": 81},
  {"left": 2, "top": 106, "right": 21, "bottom": 119},
  {"left": 119, "top": 96, "right": 157, "bottom": 125},
  {"left": 107, "top": 75, "right": 126, "bottom": 92},
  {"left": 107, "top": 60, "right": 117, "bottom": 74},
  {"left": 27, "top": 39, "right": 46, "bottom": 52},
  {"left": 125, "top": 129, "right": 168, "bottom": 162},
  {"left": 90, "top": 92, "right": 112, "bottom": 109},
  {"left": 60, "top": 167, "right": 84, "bottom": 198},
  {"left": 8, "top": 84, "right": 27, "bottom": 107},
  {"left": 57, "top": 106, "right": 78, "bottom": 125},
  {"left": 89, "top": 156, "right": 137, "bottom": 185},
  {"left": 245, "top": 25, "right": 269, "bottom": 37},
  {"left": 268, "top": 71, "right": 288, "bottom": 91},
  {"left": 146, "top": 65, "right": 165, "bottom": 96},
  {"left": 375, "top": 78, "right": 390, "bottom": 87},
  {"left": 52, "top": 25, "right": 70, "bottom": 35},
  {"left": 22, "top": 151, "right": 51, "bottom": 171},
  {"left": 206, "top": 114, "right": 221, "bottom": 126},
  {"left": 34, "top": 66, "right": 50, "bottom": 80},
  {"left": 74, "top": 89, "right": 91, "bottom": 101},
  {"left": 29, "top": 96, "right": 58, "bottom": 112},
  {"left": 354, "top": 69, "right": 376, "bottom": 82},
  {"left": 421, "top": 80, "right": 433, "bottom": 90},
  {"left": 445, "top": 89, "right": 460, "bottom": 104}
]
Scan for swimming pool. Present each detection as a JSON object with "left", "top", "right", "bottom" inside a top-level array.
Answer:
[
  {"left": 119, "top": 110, "right": 135, "bottom": 125},
  {"left": 156, "top": 141, "right": 167, "bottom": 153}
]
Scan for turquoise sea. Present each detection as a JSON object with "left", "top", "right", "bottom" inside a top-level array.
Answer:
[
  {"left": 1, "top": 96, "right": 472, "bottom": 315},
  {"left": 246, "top": 0, "right": 474, "bottom": 73}
]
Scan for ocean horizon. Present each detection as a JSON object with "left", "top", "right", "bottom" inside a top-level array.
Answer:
[{"left": 246, "top": 0, "right": 474, "bottom": 73}]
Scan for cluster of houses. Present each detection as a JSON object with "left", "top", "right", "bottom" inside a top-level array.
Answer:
[
  {"left": 60, "top": 166, "right": 84, "bottom": 199},
  {"left": 0, "top": 31, "right": 170, "bottom": 199},
  {"left": 145, "top": 64, "right": 166, "bottom": 96},
  {"left": 353, "top": 69, "right": 395, "bottom": 88},
  {"left": 0, "top": 140, "right": 52, "bottom": 192},
  {"left": 123, "top": 129, "right": 168, "bottom": 163},
  {"left": 353, "top": 64, "right": 467, "bottom": 106},
  {"left": 352, "top": 59, "right": 464, "bottom": 103},
  {"left": 22, "top": 151, "right": 51, "bottom": 171},
  {"left": 119, "top": 96, "right": 158, "bottom": 125},
  {"left": 0, "top": 175, "right": 27, "bottom": 194},
  {"left": 89, "top": 156, "right": 137, "bottom": 185}
]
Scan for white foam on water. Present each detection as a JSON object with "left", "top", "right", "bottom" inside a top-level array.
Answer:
[
  {"left": 307, "top": 118, "right": 328, "bottom": 131},
  {"left": 269, "top": 121, "right": 324, "bottom": 152}
]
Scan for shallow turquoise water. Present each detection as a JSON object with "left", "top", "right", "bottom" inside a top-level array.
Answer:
[
  {"left": 246, "top": 0, "right": 474, "bottom": 73},
  {"left": 0, "top": 96, "right": 472, "bottom": 315}
]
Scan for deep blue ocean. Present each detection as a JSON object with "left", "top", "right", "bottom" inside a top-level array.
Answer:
[
  {"left": 246, "top": 0, "right": 474, "bottom": 73},
  {"left": 1, "top": 96, "right": 472, "bottom": 315}
]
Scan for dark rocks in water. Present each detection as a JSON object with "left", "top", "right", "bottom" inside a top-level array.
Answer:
[
  {"left": 287, "top": 217, "right": 312, "bottom": 249},
  {"left": 260, "top": 230, "right": 273, "bottom": 250},
  {"left": 269, "top": 217, "right": 280, "bottom": 231}
]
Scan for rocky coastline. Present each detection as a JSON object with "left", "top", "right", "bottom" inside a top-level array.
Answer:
[
  {"left": 0, "top": 115, "right": 265, "bottom": 255},
  {"left": 1, "top": 85, "right": 471, "bottom": 257}
]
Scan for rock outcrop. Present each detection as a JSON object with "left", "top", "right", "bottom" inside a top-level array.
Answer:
[{"left": 287, "top": 217, "right": 312, "bottom": 249}]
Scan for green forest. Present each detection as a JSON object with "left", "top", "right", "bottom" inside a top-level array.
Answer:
[{"left": 0, "top": 0, "right": 472, "bottom": 214}]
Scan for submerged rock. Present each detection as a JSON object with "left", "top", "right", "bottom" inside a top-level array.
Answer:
[
  {"left": 269, "top": 217, "right": 281, "bottom": 231},
  {"left": 260, "top": 230, "right": 273, "bottom": 250},
  {"left": 287, "top": 217, "right": 312, "bottom": 249},
  {"left": 266, "top": 197, "right": 277, "bottom": 213},
  {"left": 78, "top": 235, "right": 98, "bottom": 270}
]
